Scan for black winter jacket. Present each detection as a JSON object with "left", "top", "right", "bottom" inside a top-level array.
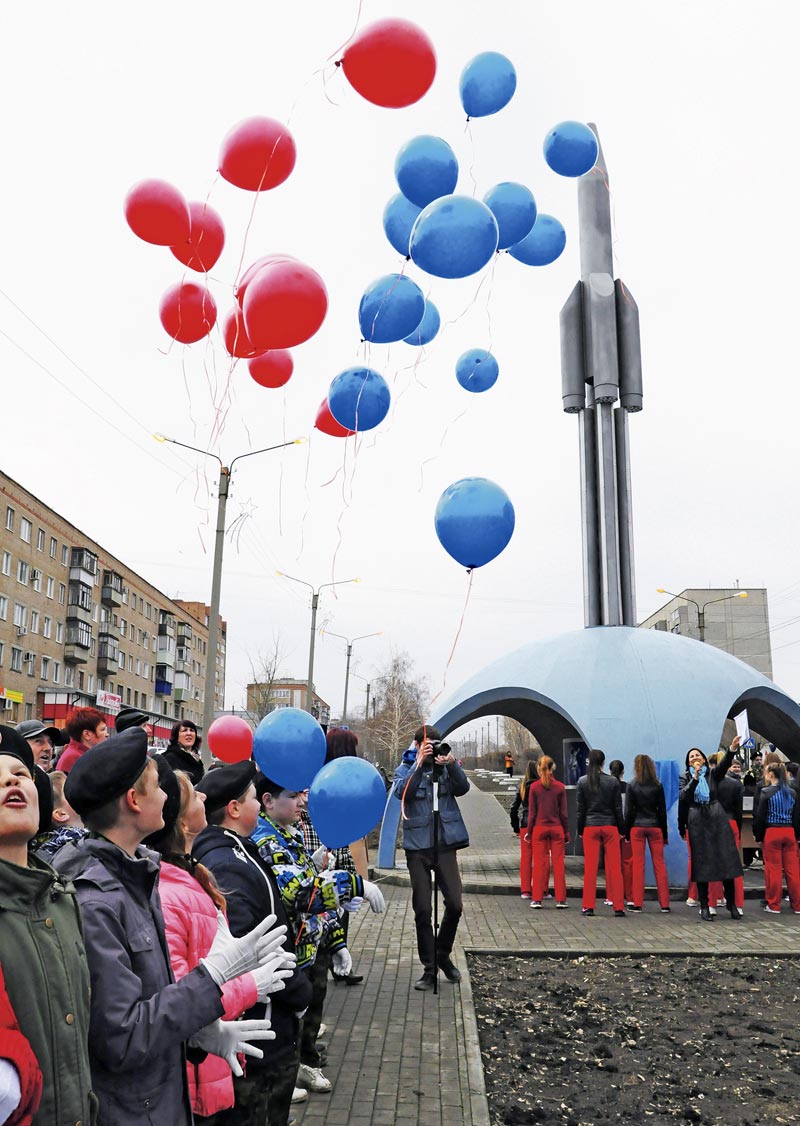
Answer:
[
  {"left": 624, "top": 780, "right": 668, "bottom": 841},
  {"left": 509, "top": 786, "right": 530, "bottom": 833},
  {"left": 576, "top": 773, "right": 624, "bottom": 835},
  {"left": 716, "top": 774, "right": 744, "bottom": 829},
  {"left": 159, "top": 744, "right": 205, "bottom": 786}
]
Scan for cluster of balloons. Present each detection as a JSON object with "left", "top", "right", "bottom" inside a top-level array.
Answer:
[{"left": 206, "top": 708, "right": 387, "bottom": 849}]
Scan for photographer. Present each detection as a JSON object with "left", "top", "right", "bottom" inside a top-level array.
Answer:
[{"left": 391, "top": 725, "right": 470, "bottom": 991}]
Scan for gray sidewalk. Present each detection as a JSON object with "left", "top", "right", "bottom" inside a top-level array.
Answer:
[{"left": 293, "top": 778, "right": 800, "bottom": 1126}]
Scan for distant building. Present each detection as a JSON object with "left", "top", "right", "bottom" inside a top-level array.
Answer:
[
  {"left": 246, "top": 677, "right": 330, "bottom": 726},
  {"left": 0, "top": 471, "right": 226, "bottom": 739},
  {"left": 639, "top": 587, "right": 772, "bottom": 679}
]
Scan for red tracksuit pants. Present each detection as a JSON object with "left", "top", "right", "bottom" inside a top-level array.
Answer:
[
  {"left": 629, "top": 827, "right": 670, "bottom": 909},
  {"left": 531, "top": 826, "right": 567, "bottom": 902},
  {"left": 583, "top": 826, "right": 623, "bottom": 910},
  {"left": 763, "top": 826, "right": 800, "bottom": 912},
  {"left": 519, "top": 830, "right": 534, "bottom": 896}
]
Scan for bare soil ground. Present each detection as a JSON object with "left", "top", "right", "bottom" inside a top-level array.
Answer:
[{"left": 468, "top": 953, "right": 800, "bottom": 1125}]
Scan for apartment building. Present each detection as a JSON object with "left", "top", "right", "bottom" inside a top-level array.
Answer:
[
  {"left": 246, "top": 677, "right": 331, "bottom": 727},
  {"left": 0, "top": 471, "right": 226, "bottom": 739}
]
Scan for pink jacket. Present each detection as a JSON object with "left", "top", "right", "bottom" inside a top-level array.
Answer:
[{"left": 159, "top": 861, "right": 258, "bottom": 1117}]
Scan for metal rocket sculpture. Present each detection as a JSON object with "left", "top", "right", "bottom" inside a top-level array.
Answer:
[{"left": 560, "top": 124, "right": 642, "bottom": 628}]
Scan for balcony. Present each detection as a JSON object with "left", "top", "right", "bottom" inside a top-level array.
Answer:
[
  {"left": 158, "top": 613, "right": 176, "bottom": 638},
  {"left": 64, "top": 645, "right": 90, "bottom": 665},
  {"left": 155, "top": 679, "right": 173, "bottom": 697},
  {"left": 173, "top": 687, "right": 193, "bottom": 702},
  {"left": 69, "top": 547, "right": 98, "bottom": 587},
  {"left": 101, "top": 570, "right": 124, "bottom": 608},
  {"left": 177, "top": 622, "right": 193, "bottom": 646}
]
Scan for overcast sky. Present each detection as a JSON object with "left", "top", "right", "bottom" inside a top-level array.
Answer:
[{"left": 2, "top": 1, "right": 798, "bottom": 730}]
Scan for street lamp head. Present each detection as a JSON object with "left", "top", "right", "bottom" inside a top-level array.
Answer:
[
  {"left": 153, "top": 433, "right": 167, "bottom": 443},
  {"left": 738, "top": 591, "right": 748, "bottom": 599}
]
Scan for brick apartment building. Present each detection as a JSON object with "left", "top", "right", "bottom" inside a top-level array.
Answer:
[
  {"left": 0, "top": 471, "right": 226, "bottom": 742},
  {"left": 245, "top": 677, "right": 330, "bottom": 727}
]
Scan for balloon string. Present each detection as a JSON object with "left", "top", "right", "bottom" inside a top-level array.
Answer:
[
  {"left": 326, "top": 0, "right": 365, "bottom": 61},
  {"left": 428, "top": 568, "right": 475, "bottom": 714},
  {"left": 417, "top": 406, "right": 470, "bottom": 492},
  {"left": 464, "top": 118, "right": 478, "bottom": 198},
  {"left": 294, "top": 434, "right": 316, "bottom": 562},
  {"left": 363, "top": 261, "right": 409, "bottom": 345}
]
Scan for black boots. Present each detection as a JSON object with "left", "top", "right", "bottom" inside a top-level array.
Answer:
[
  {"left": 438, "top": 956, "right": 461, "bottom": 983},
  {"left": 414, "top": 971, "right": 437, "bottom": 991},
  {"left": 699, "top": 905, "right": 714, "bottom": 922}
]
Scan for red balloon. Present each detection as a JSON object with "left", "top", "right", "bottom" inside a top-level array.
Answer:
[
  {"left": 222, "top": 307, "right": 263, "bottom": 359},
  {"left": 315, "top": 399, "right": 355, "bottom": 437},
  {"left": 159, "top": 282, "right": 217, "bottom": 344},
  {"left": 249, "top": 350, "right": 294, "bottom": 388},
  {"left": 243, "top": 260, "right": 328, "bottom": 350},
  {"left": 125, "top": 179, "right": 191, "bottom": 245},
  {"left": 219, "top": 117, "right": 296, "bottom": 192},
  {"left": 341, "top": 19, "right": 437, "bottom": 108},
  {"left": 170, "top": 201, "right": 225, "bottom": 273},
  {"left": 235, "top": 254, "right": 299, "bottom": 310},
  {"left": 207, "top": 715, "right": 253, "bottom": 764}
]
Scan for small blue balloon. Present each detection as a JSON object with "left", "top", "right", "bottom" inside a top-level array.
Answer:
[
  {"left": 543, "top": 121, "right": 599, "bottom": 178},
  {"left": 482, "top": 182, "right": 537, "bottom": 251},
  {"left": 308, "top": 758, "right": 388, "bottom": 848},
  {"left": 395, "top": 135, "right": 459, "bottom": 209},
  {"left": 403, "top": 300, "right": 440, "bottom": 346},
  {"left": 328, "top": 367, "right": 390, "bottom": 433},
  {"left": 358, "top": 273, "right": 425, "bottom": 344},
  {"left": 435, "top": 477, "right": 515, "bottom": 569},
  {"left": 508, "top": 214, "right": 566, "bottom": 266},
  {"left": 459, "top": 51, "right": 517, "bottom": 118},
  {"left": 455, "top": 348, "right": 499, "bottom": 393},
  {"left": 410, "top": 195, "right": 499, "bottom": 280},
  {"left": 383, "top": 193, "right": 421, "bottom": 257},
  {"left": 253, "top": 707, "right": 326, "bottom": 791}
]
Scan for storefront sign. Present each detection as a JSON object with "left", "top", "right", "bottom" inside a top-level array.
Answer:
[
  {"left": 96, "top": 689, "right": 122, "bottom": 714},
  {"left": 0, "top": 688, "right": 24, "bottom": 704}
]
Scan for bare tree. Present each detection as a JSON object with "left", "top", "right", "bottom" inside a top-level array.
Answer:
[
  {"left": 503, "top": 717, "right": 541, "bottom": 757},
  {"left": 366, "top": 651, "right": 429, "bottom": 772},
  {"left": 244, "top": 633, "right": 287, "bottom": 725}
]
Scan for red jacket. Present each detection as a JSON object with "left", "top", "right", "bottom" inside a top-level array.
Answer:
[
  {"left": 55, "top": 739, "right": 87, "bottom": 774},
  {"left": 0, "top": 964, "right": 42, "bottom": 1126},
  {"left": 527, "top": 779, "right": 569, "bottom": 837}
]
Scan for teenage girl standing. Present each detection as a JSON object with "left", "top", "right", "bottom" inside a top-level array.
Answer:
[
  {"left": 509, "top": 761, "right": 538, "bottom": 899},
  {"left": 525, "top": 756, "right": 569, "bottom": 909},
  {"left": 577, "top": 750, "right": 626, "bottom": 916}
]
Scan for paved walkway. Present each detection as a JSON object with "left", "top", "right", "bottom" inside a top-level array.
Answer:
[{"left": 293, "top": 775, "right": 800, "bottom": 1126}]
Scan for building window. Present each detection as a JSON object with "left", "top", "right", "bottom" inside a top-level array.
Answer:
[
  {"left": 31, "top": 570, "right": 42, "bottom": 593},
  {"left": 88, "top": 675, "right": 95, "bottom": 694},
  {"left": 136, "top": 658, "right": 141, "bottom": 676},
  {"left": 43, "top": 616, "right": 52, "bottom": 639},
  {"left": 11, "top": 648, "right": 22, "bottom": 672},
  {"left": 129, "top": 623, "right": 134, "bottom": 640},
  {"left": 0, "top": 596, "right": 6, "bottom": 621},
  {"left": 92, "top": 603, "right": 99, "bottom": 622},
  {"left": 126, "top": 688, "right": 132, "bottom": 705},
  {"left": 0, "top": 641, "right": 4, "bottom": 667},
  {"left": 19, "top": 518, "right": 31, "bottom": 544},
  {"left": 17, "top": 560, "right": 28, "bottom": 585},
  {"left": 78, "top": 672, "right": 85, "bottom": 691},
  {"left": 64, "top": 666, "right": 74, "bottom": 688},
  {"left": 128, "top": 655, "right": 134, "bottom": 672},
  {"left": 46, "top": 576, "right": 54, "bottom": 598},
  {"left": 36, "top": 529, "right": 44, "bottom": 552},
  {"left": 145, "top": 602, "right": 151, "bottom": 620},
  {"left": 131, "top": 594, "right": 137, "bottom": 611},
  {"left": 118, "top": 652, "right": 125, "bottom": 669},
  {"left": 134, "top": 690, "right": 139, "bottom": 707},
  {"left": 26, "top": 653, "right": 35, "bottom": 676},
  {"left": 56, "top": 622, "right": 63, "bottom": 643},
  {"left": 50, "top": 536, "right": 57, "bottom": 559},
  {"left": 65, "top": 621, "right": 92, "bottom": 649},
  {"left": 13, "top": 603, "right": 26, "bottom": 629},
  {"left": 41, "top": 657, "right": 50, "bottom": 681},
  {"left": 53, "top": 661, "right": 60, "bottom": 684},
  {"left": 1, "top": 552, "right": 10, "bottom": 576},
  {"left": 5, "top": 507, "right": 14, "bottom": 532},
  {"left": 29, "top": 611, "right": 39, "bottom": 634},
  {"left": 58, "top": 583, "right": 66, "bottom": 604},
  {"left": 61, "top": 545, "right": 68, "bottom": 566}
]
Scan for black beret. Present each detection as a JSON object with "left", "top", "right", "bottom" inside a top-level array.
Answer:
[
  {"left": 34, "top": 766, "right": 54, "bottom": 836},
  {"left": 65, "top": 727, "right": 150, "bottom": 817},
  {"left": 115, "top": 707, "right": 150, "bottom": 734},
  {"left": 0, "top": 724, "right": 35, "bottom": 776},
  {"left": 143, "top": 757, "right": 182, "bottom": 851},
  {"left": 196, "top": 760, "right": 256, "bottom": 814}
]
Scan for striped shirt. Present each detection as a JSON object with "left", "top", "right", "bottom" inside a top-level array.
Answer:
[{"left": 767, "top": 786, "right": 796, "bottom": 826}]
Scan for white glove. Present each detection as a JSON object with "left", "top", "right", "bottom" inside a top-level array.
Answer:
[
  {"left": 362, "top": 880, "right": 386, "bottom": 914},
  {"left": 343, "top": 896, "right": 363, "bottom": 914},
  {"left": 251, "top": 950, "right": 296, "bottom": 1002},
  {"left": 332, "top": 947, "right": 352, "bottom": 977},
  {"left": 0, "top": 1059, "right": 21, "bottom": 1125},
  {"left": 190, "top": 1017, "right": 275, "bottom": 1078},
  {"left": 201, "top": 912, "right": 287, "bottom": 987},
  {"left": 311, "top": 845, "right": 328, "bottom": 871}
]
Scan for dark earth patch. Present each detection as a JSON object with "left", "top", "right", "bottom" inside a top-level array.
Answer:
[{"left": 468, "top": 953, "right": 800, "bottom": 1125}]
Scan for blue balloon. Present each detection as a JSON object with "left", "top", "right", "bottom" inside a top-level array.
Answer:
[
  {"left": 435, "top": 477, "right": 515, "bottom": 569},
  {"left": 383, "top": 193, "right": 421, "bottom": 257},
  {"left": 358, "top": 273, "right": 425, "bottom": 344},
  {"left": 395, "top": 135, "right": 458, "bottom": 209},
  {"left": 253, "top": 707, "right": 326, "bottom": 791},
  {"left": 459, "top": 52, "right": 517, "bottom": 118},
  {"left": 328, "top": 367, "right": 390, "bottom": 433},
  {"left": 482, "top": 182, "right": 537, "bottom": 251},
  {"left": 543, "top": 121, "right": 599, "bottom": 178},
  {"left": 508, "top": 214, "right": 566, "bottom": 266},
  {"left": 308, "top": 758, "right": 387, "bottom": 848},
  {"left": 403, "top": 300, "right": 440, "bottom": 346},
  {"left": 455, "top": 348, "right": 499, "bottom": 393},
  {"left": 410, "top": 195, "right": 499, "bottom": 279}
]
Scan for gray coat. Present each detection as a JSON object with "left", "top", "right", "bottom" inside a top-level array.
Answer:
[
  {"left": 55, "top": 835, "right": 224, "bottom": 1126},
  {"left": 391, "top": 759, "right": 470, "bottom": 851}
]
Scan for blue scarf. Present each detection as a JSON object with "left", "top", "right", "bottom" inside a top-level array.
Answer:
[{"left": 694, "top": 765, "right": 710, "bottom": 804}]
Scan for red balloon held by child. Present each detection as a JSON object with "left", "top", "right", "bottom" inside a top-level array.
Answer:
[
  {"left": 170, "top": 201, "right": 225, "bottom": 273},
  {"left": 341, "top": 19, "right": 437, "bottom": 108},
  {"left": 207, "top": 715, "right": 253, "bottom": 764},
  {"left": 159, "top": 283, "right": 217, "bottom": 344},
  {"left": 125, "top": 179, "right": 191, "bottom": 246},
  {"left": 243, "top": 260, "right": 328, "bottom": 350},
  {"left": 249, "top": 350, "right": 294, "bottom": 389},
  {"left": 219, "top": 117, "right": 296, "bottom": 192}
]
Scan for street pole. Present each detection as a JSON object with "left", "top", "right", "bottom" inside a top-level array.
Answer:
[
  {"left": 342, "top": 643, "right": 352, "bottom": 723},
  {"left": 306, "top": 592, "right": 319, "bottom": 713},
  {"left": 202, "top": 464, "right": 230, "bottom": 750},
  {"left": 365, "top": 681, "right": 371, "bottom": 721}
]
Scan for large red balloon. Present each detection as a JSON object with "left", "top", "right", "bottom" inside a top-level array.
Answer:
[
  {"left": 171, "top": 201, "right": 225, "bottom": 273},
  {"left": 219, "top": 117, "right": 296, "bottom": 191},
  {"left": 243, "top": 260, "right": 328, "bottom": 350},
  {"left": 315, "top": 399, "right": 355, "bottom": 437},
  {"left": 159, "top": 283, "right": 217, "bottom": 344},
  {"left": 341, "top": 19, "right": 437, "bottom": 108},
  {"left": 207, "top": 714, "right": 253, "bottom": 764},
  {"left": 222, "top": 307, "right": 263, "bottom": 359},
  {"left": 235, "top": 254, "right": 299, "bottom": 310},
  {"left": 125, "top": 179, "right": 191, "bottom": 245},
  {"left": 249, "top": 351, "right": 294, "bottom": 389}
]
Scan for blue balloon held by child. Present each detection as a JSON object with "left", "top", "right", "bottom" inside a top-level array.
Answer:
[
  {"left": 253, "top": 707, "right": 327, "bottom": 791},
  {"left": 328, "top": 366, "right": 391, "bottom": 433},
  {"left": 308, "top": 757, "right": 388, "bottom": 849},
  {"left": 455, "top": 348, "right": 499, "bottom": 393},
  {"left": 358, "top": 273, "right": 425, "bottom": 344},
  {"left": 435, "top": 477, "right": 515, "bottom": 569},
  {"left": 459, "top": 52, "right": 517, "bottom": 118},
  {"left": 543, "top": 121, "right": 599, "bottom": 178},
  {"left": 403, "top": 300, "right": 440, "bottom": 346},
  {"left": 508, "top": 214, "right": 566, "bottom": 267},
  {"left": 482, "top": 182, "right": 537, "bottom": 250},
  {"left": 383, "top": 193, "right": 422, "bottom": 257},
  {"left": 410, "top": 195, "right": 499, "bottom": 279},
  {"left": 395, "top": 135, "right": 459, "bottom": 209}
]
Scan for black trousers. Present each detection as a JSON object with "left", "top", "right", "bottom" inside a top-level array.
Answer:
[
  {"left": 206, "top": 1053, "right": 297, "bottom": 1126},
  {"left": 300, "top": 945, "right": 330, "bottom": 1067},
  {"left": 406, "top": 847, "right": 463, "bottom": 970},
  {"left": 697, "top": 879, "right": 736, "bottom": 910}
]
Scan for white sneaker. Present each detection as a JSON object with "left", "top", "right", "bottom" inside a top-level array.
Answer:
[
  {"left": 708, "top": 906, "right": 717, "bottom": 916},
  {"left": 317, "top": 1024, "right": 327, "bottom": 1039},
  {"left": 297, "top": 1064, "right": 332, "bottom": 1093},
  {"left": 686, "top": 898, "right": 699, "bottom": 907},
  {"left": 530, "top": 901, "right": 543, "bottom": 909},
  {"left": 716, "top": 899, "right": 726, "bottom": 907},
  {"left": 291, "top": 1088, "right": 309, "bottom": 1104},
  {"left": 520, "top": 893, "right": 531, "bottom": 899},
  {"left": 764, "top": 906, "right": 781, "bottom": 914}
]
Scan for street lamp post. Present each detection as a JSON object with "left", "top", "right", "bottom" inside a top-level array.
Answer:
[
  {"left": 155, "top": 434, "right": 300, "bottom": 754},
  {"left": 321, "top": 630, "right": 382, "bottom": 723},
  {"left": 275, "top": 574, "right": 360, "bottom": 713},
  {"left": 656, "top": 588, "right": 748, "bottom": 643}
]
